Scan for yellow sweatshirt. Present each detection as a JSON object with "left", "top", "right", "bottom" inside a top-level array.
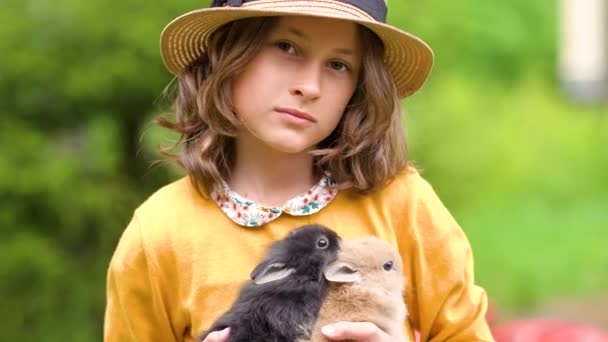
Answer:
[{"left": 104, "top": 168, "right": 494, "bottom": 341}]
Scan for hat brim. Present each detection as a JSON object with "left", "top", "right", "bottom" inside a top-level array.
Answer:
[{"left": 160, "top": 1, "right": 434, "bottom": 98}]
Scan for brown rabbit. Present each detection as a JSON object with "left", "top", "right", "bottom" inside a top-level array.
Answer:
[{"left": 306, "top": 236, "right": 408, "bottom": 342}]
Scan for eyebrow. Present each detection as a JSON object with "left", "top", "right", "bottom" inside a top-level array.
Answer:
[{"left": 285, "top": 27, "right": 357, "bottom": 56}]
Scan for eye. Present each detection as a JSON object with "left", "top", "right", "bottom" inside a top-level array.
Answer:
[
  {"left": 316, "top": 237, "right": 329, "bottom": 249},
  {"left": 383, "top": 261, "right": 393, "bottom": 271},
  {"left": 275, "top": 40, "right": 296, "bottom": 55},
  {"left": 329, "top": 60, "right": 349, "bottom": 72}
]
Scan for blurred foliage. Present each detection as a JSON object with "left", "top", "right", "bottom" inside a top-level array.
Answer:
[
  {"left": 0, "top": 0, "right": 606, "bottom": 340},
  {"left": 392, "top": 0, "right": 608, "bottom": 311}
]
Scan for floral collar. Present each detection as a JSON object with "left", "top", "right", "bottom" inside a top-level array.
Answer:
[{"left": 211, "top": 177, "right": 338, "bottom": 227}]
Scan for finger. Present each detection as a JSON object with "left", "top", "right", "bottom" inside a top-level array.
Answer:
[
  {"left": 203, "top": 327, "right": 231, "bottom": 342},
  {"left": 322, "top": 321, "right": 381, "bottom": 340}
]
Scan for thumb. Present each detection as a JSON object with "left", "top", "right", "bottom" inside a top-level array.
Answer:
[
  {"left": 203, "top": 327, "right": 231, "bottom": 342},
  {"left": 322, "top": 321, "right": 380, "bottom": 340}
]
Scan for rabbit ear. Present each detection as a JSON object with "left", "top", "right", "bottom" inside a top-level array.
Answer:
[
  {"left": 324, "top": 262, "right": 361, "bottom": 283},
  {"left": 252, "top": 262, "right": 296, "bottom": 284}
]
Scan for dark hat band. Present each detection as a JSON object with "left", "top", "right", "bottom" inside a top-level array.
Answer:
[{"left": 211, "top": 0, "right": 387, "bottom": 22}]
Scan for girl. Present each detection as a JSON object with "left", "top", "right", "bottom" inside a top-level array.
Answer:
[{"left": 104, "top": 1, "right": 494, "bottom": 341}]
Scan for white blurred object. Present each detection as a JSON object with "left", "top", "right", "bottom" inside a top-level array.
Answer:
[{"left": 559, "top": 0, "right": 608, "bottom": 104}]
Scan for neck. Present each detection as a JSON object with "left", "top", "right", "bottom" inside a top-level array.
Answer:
[{"left": 229, "top": 135, "right": 318, "bottom": 207}]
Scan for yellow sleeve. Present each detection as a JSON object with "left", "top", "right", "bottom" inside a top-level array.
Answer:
[
  {"left": 402, "top": 174, "right": 494, "bottom": 342},
  {"left": 104, "top": 214, "right": 178, "bottom": 342}
]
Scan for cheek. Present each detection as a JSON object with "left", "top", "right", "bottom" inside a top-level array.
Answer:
[
  {"left": 231, "top": 76, "right": 268, "bottom": 122},
  {"left": 231, "top": 81, "right": 245, "bottom": 118},
  {"left": 328, "top": 77, "right": 357, "bottom": 110},
  {"left": 231, "top": 70, "right": 254, "bottom": 115},
  {"left": 231, "top": 53, "right": 278, "bottom": 119},
  {"left": 323, "top": 86, "right": 356, "bottom": 127}
]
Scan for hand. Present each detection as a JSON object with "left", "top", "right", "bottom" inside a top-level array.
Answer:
[
  {"left": 201, "top": 327, "right": 230, "bottom": 342},
  {"left": 321, "top": 322, "right": 398, "bottom": 342}
]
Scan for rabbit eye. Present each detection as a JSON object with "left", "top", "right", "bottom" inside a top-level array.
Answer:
[
  {"left": 316, "top": 237, "right": 329, "bottom": 249},
  {"left": 383, "top": 261, "right": 393, "bottom": 271}
]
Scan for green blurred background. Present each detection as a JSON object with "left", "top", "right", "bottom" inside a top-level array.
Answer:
[{"left": 1, "top": 0, "right": 606, "bottom": 340}]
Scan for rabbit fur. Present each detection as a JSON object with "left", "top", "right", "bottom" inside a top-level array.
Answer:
[
  {"left": 198, "top": 224, "right": 341, "bottom": 342},
  {"left": 305, "top": 236, "right": 408, "bottom": 342}
]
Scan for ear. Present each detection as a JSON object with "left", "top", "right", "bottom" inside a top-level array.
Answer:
[
  {"left": 252, "top": 262, "right": 296, "bottom": 285},
  {"left": 324, "top": 262, "right": 361, "bottom": 283}
]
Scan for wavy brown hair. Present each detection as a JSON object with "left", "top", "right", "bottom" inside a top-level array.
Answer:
[{"left": 157, "top": 17, "right": 409, "bottom": 197}]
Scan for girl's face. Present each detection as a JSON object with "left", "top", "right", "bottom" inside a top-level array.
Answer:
[{"left": 232, "top": 16, "right": 362, "bottom": 154}]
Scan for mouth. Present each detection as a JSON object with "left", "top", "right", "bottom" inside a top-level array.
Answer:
[{"left": 275, "top": 107, "right": 316, "bottom": 123}]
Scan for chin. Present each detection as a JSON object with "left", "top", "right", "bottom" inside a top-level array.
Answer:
[
  {"left": 267, "top": 140, "right": 315, "bottom": 155},
  {"left": 271, "top": 145, "right": 310, "bottom": 154}
]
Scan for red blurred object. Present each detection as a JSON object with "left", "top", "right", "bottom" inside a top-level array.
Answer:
[
  {"left": 492, "top": 318, "right": 608, "bottom": 342},
  {"left": 486, "top": 300, "right": 499, "bottom": 326}
]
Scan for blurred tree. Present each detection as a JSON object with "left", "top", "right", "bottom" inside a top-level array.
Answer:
[
  {"left": 0, "top": 0, "right": 204, "bottom": 339},
  {"left": 390, "top": 0, "right": 557, "bottom": 82}
]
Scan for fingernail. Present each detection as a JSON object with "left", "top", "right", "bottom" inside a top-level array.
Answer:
[{"left": 322, "top": 325, "right": 335, "bottom": 336}]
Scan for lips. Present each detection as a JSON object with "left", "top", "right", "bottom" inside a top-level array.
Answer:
[{"left": 275, "top": 107, "right": 316, "bottom": 123}]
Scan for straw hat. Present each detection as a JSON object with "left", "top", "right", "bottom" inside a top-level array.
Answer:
[{"left": 160, "top": 0, "right": 434, "bottom": 98}]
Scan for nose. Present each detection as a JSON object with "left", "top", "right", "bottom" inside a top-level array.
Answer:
[{"left": 289, "top": 62, "right": 322, "bottom": 102}]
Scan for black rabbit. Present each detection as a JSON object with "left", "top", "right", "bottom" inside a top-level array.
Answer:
[{"left": 198, "top": 224, "right": 341, "bottom": 342}]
